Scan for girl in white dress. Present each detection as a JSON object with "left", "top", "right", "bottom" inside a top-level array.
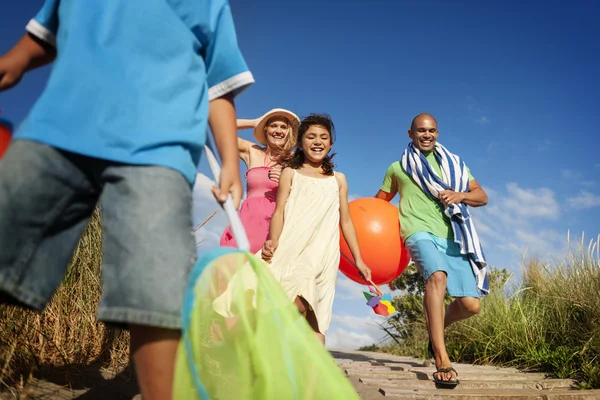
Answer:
[{"left": 261, "top": 114, "right": 371, "bottom": 345}]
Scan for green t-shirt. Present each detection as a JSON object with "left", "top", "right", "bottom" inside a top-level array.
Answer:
[{"left": 380, "top": 152, "right": 474, "bottom": 241}]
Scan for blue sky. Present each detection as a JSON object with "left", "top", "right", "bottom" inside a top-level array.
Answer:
[{"left": 2, "top": 1, "right": 599, "bottom": 349}]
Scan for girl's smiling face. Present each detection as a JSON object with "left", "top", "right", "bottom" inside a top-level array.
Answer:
[{"left": 301, "top": 124, "right": 332, "bottom": 163}]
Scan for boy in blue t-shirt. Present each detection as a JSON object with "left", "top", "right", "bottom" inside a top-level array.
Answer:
[{"left": 0, "top": 1, "right": 254, "bottom": 398}]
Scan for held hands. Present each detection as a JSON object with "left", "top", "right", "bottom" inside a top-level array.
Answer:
[
  {"left": 0, "top": 54, "right": 27, "bottom": 91},
  {"left": 355, "top": 259, "right": 372, "bottom": 282},
  {"left": 268, "top": 165, "right": 282, "bottom": 183},
  {"left": 438, "top": 189, "right": 465, "bottom": 207},
  {"left": 211, "top": 163, "right": 243, "bottom": 210},
  {"left": 261, "top": 239, "right": 278, "bottom": 263}
]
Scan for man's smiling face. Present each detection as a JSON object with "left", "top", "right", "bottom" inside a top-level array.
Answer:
[{"left": 408, "top": 114, "right": 438, "bottom": 154}]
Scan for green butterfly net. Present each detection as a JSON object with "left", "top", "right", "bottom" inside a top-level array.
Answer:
[{"left": 173, "top": 144, "right": 360, "bottom": 400}]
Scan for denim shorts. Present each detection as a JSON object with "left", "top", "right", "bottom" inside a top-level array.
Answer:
[
  {"left": 405, "top": 231, "right": 480, "bottom": 298},
  {"left": 0, "top": 140, "right": 196, "bottom": 329}
]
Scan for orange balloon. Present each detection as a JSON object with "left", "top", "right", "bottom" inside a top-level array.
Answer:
[
  {"left": 0, "top": 118, "right": 12, "bottom": 160},
  {"left": 339, "top": 198, "right": 410, "bottom": 285}
]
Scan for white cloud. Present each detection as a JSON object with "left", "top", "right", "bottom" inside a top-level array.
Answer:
[
  {"left": 560, "top": 169, "right": 582, "bottom": 180},
  {"left": 335, "top": 273, "right": 366, "bottom": 301},
  {"left": 486, "top": 182, "right": 559, "bottom": 222},
  {"left": 326, "top": 314, "right": 386, "bottom": 350},
  {"left": 326, "top": 328, "right": 378, "bottom": 350},
  {"left": 581, "top": 181, "right": 597, "bottom": 188},
  {"left": 568, "top": 191, "right": 600, "bottom": 209},
  {"left": 514, "top": 229, "right": 565, "bottom": 255},
  {"left": 537, "top": 139, "right": 554, "bottom": 152},
  {"left": 474, "top": 183, "right": 565, "bottom": 264},
  {"left": 560, "top": 170, "right": 596, "bottom": 188},
  {"left": 348, "top": 193, "right": 361, "bottom": 202},
  {"left": 474, "top": 116, "right": 489, "bottom": 125}
]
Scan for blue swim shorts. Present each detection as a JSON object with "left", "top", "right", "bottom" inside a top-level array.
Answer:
[{"left": 405, "top": 231, "right": 479, "bottom": 298}]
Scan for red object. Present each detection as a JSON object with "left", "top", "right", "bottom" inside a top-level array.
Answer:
[
  {"left": 0, "top": 118, "right": 13, "bottom": 160},
  {"left": 373, "top": 303, "right": 390, "bottom": 316},
  {"left": 339, "top": 198, "right": 410, "bottom": 285}
]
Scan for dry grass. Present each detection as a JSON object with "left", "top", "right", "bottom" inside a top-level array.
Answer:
[
  {"left": 0, "top": 207, "right": 221, "bottom": 392},
  {"left": 0, "top": 208, "right": 130, "bottom": 389}
]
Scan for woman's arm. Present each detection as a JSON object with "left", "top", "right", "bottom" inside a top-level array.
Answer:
[
  {"left": 236, "top": 118, "right": 261, "bottom": 166},
  {"left": 236, "top": 118, "right": 260, "bottom": 130},
  {"left": 237, "top": 138, "right": 253, "bottom": 166}
]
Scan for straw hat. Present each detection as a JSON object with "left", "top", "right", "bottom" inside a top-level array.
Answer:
[{"left": 254, "top": 108, "right": 300, "bottom": 146}]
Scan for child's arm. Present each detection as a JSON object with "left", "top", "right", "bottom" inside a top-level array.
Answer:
[
  {"left": 338, "top": 173, "right": 372, "bottom": 282},
  {"left": 201, "top": 0, "right": 255, "bottom": 208},
  {"left": 0, "top": 33, "right": 56, "bottom": 91},
  {"left": 209, "top": 93, "right": 243, "bottom": 209},
  {"left": 262, "top": 167, "right": 294, "bottom": 261}
]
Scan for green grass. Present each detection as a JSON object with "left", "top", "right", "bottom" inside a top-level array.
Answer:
[{"left": 373, "top": 235, "right": 600, "bottom": 389}]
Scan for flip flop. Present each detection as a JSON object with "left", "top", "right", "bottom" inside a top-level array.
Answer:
[{"left": 432, "top": 367, "right": 460, "bottom": 388}]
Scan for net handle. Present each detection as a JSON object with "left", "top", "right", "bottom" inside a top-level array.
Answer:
[{"left": 203, "top": 143, "right": 251, "bottom": 252}]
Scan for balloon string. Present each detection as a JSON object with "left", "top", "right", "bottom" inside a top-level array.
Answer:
[{"left": 340, "top": 251, "right": 382, "bottom": 296}]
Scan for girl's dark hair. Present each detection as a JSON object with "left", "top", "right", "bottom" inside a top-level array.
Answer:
[{"left": 287, "top": 113, "right": 336, "bottom": 175}]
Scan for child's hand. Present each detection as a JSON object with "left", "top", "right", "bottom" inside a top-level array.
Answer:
[
  {"left": 262, "top": 239, "right": 278, "bottom": 262},
  {"left": 212, "top": 164, "right": 243, "bottom": 209},
  {"left": 0, "top": 54, "right": 27, "bottom": 91},
  {"left": 268, "top": 165, "right": 282, "bottom": 183},
  {"left": 356, "top": 259, "right": 372, "bottom": 282}
]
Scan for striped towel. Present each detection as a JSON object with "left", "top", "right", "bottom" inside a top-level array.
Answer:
[{"left": 401, "top": 142, "right": 489, "bottom": 295}]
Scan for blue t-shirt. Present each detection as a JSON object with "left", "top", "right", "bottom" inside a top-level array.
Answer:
[{"left": 17, "top": 0, "right": 254, "bottom": 184}]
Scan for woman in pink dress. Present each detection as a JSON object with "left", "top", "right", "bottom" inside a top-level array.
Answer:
[{"left": 220, "top": 108, "right": 300, "bottom": 253}]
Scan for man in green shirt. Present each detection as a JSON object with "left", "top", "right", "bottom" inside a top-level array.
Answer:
[{"left": 375, "top": 113, "right": 488, "bottom": 386}]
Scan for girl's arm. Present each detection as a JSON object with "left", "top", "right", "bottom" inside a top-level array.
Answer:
[
  {"left": 337, "top": 173, "right": 372, "bottom": 281},
  {"left": 268, "top": 168, "right": 294, "bottom": 244},
  {"left": 262, "top": 168, "right": 293, "bottom": 261}
]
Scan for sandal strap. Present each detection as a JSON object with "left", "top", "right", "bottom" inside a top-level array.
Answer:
[{"left": 435, "top": 367, "right": 459, "bottom": 377}]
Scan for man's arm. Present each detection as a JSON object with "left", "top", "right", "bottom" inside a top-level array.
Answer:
[
  {"left": 462, "top": 179, "right": 487, "bottom": 207},
  {"left": 439, "top": 179, "right": 488, "bottom": 208},
  {"left": 375, "top": 163, "right": 398, "bottom": 202},
  {"left": 375, "top": 190, "right": 395, "bottom": 202}
]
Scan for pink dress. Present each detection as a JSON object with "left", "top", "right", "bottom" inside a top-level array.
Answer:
[{"left": 220, "top": 165, "right": 278, "bottom": 253}]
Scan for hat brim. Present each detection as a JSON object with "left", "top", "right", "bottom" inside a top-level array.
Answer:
[{"left": 254, "top": 108, "right": 300, "bottom": 146}]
